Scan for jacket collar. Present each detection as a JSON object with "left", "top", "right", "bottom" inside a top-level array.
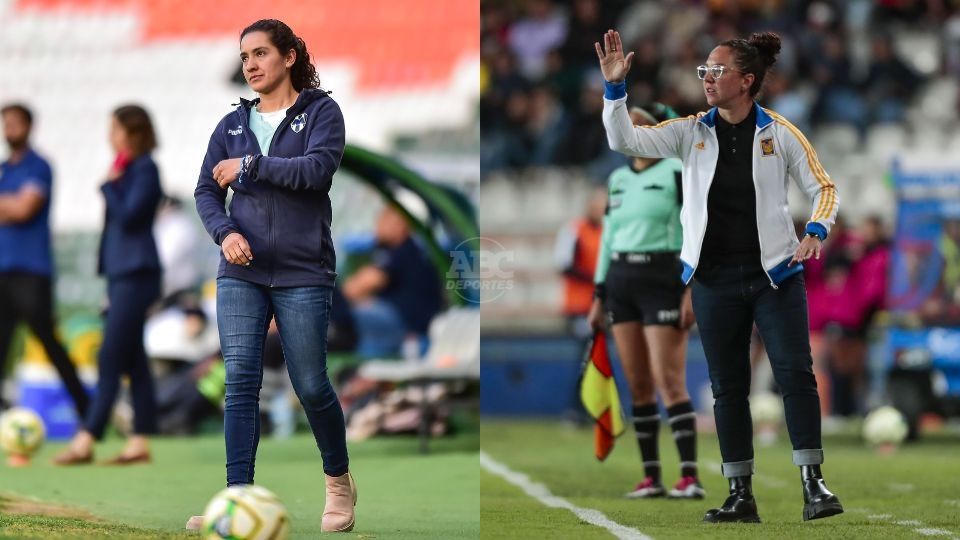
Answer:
[
  {"left": 237, "top": 88, "right": 328, "bottom": 115},
  {"left": 697, "top": 102, "right": 774, "bottom": 130}
]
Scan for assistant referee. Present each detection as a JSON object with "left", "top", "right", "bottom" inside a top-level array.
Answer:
[{"left": 589, "top": 103, "right": 703, "bottom": 501}]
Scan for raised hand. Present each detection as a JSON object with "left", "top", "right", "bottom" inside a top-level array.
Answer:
[{"left": 594, "top": 29, "right": 634, "bottom": 83}]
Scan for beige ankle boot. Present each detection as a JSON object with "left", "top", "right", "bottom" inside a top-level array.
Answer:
[
  {"left": 185, "top": 515, "right": 204, "bottom": 530},
  {"left": 321, "top": 471, "right": 357, "bottom": 532}
]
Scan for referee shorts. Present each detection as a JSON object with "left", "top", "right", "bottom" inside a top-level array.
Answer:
[{"left": 605, "top": 252, "right": 685, "bottom": 327}]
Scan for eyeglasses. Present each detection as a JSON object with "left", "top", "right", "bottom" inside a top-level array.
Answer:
[{"left": 696, "top": 65, "right": 741, "bottom": 81}]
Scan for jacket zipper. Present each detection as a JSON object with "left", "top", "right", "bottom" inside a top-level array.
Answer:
[
  {"left": 240, "top": 103, "right": 279, "bottom": 286},
  {"left": 690, "top": 127, "right": 718, "bottom": 285},
  {"left": 248, "top": 100, "right": 304, "bottom": 287},
  {"left": 264, "top": 105, "right": 305, "bottom": 287}
]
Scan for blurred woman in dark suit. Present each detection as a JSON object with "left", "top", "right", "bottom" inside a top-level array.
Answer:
[{"left": 54, "top": 105, "right": 163, "bottom": 465}]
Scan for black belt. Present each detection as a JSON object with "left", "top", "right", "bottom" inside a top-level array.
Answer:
[{"left": 611, "top": 251, "right": 679, "bottom": 264}]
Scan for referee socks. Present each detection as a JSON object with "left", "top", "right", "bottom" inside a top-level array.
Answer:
[
  {"left": 667, "top": 401, "right": 698, "bottom": 478},
  {"left": 632, "top": 403, "right": 661, "bottom": 483}
]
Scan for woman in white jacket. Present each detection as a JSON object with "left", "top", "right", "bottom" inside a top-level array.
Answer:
[{"left": 595, "top": 30, "right": 843, "bottom": 524}]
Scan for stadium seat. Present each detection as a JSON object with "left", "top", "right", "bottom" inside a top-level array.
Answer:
[
  {"left": 0, "top": 0, "right": 479, "bottom": 227},
  {"left": 916, "top": 77, "right": 959, "bottom": 123},
  {"left": 866, "top": 125, "right": 908, "bottom": 160},
  {"left": 813, "top": 124, "right": 860, "bottom": 156}
]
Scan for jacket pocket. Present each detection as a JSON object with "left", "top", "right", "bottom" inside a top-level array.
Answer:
[{"left": 275, "top": 194, "right": 324, "bottom": 272}]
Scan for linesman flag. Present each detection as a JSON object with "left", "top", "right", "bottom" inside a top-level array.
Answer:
[{"left": 579, "top": 330, "right": 625, "bottom": 461}]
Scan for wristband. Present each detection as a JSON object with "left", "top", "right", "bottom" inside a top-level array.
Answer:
[{"left": 237, "top": 154, "right": 253, "bottom": 184}]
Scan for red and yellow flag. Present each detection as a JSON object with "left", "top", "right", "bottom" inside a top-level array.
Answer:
[{"left": 579, "top": 331, "right": 625, "bottom": 461}]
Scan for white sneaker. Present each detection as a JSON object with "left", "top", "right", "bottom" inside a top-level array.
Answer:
[{"left": 667, "top": 476, "right": 706, "bottom": 499}]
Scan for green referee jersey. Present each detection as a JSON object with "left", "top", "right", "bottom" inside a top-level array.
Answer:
[{"left": 594, "top": 158, "right": 684, "bottom": 285}]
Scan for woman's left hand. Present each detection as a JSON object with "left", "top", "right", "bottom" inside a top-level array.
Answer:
[
  {"left": 213, "top": 158, "right": 243, "bottom": 188},
  {"left": 790, "top": 235, "right": 822, "bottom": 266}
]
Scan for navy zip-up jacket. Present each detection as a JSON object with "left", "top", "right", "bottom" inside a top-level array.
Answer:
[
  {"left": 195, "top": 89, "right": 345, "bottom": 287},
  {"left": 98, "top": 154, "right": 163, "bottom": 278}
]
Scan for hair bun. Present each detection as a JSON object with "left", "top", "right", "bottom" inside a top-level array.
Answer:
[{"left": 748, "top": 32, "right": 781, "bottom": 68}]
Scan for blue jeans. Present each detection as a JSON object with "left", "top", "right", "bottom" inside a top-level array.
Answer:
[
  {"left": 353, "top": 298, "right": 407, "bottom": 359},
  {"left": 217, "top": 277, "right": 348, "bottom": 485},
  {"left": 691, "top": 261, "right": 823, "bottom": 477}
]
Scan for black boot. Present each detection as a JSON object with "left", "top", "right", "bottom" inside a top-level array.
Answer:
[
  {"left": 703, "top": 476, "right": 761, "bottom": 523},
  {"left": 801, "top": 465, "right": 844, "bottom": 521}
]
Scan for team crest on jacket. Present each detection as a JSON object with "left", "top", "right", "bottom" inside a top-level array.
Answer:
[
  {"left": 291, "top": 113, "right": 307, "bottom": 133},
  {"left": 760, "top": 137, "right": 775, "bottom": 156}
]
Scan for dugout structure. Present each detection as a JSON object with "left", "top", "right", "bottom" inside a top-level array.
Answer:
[{"left": 341, "top": 144, "right": 478, "bottom": 307}]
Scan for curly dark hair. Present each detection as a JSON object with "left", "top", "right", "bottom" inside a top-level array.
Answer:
[
  {"left": 719, "top": 31, "right": 782, "bottom": 97},
  {"left": 240, "top": 19, "right": 326, "bottom": 93}
]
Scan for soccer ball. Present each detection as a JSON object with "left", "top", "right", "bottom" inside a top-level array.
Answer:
[
  {"left": 201, "top": 485, "right": 289, "bottom": 540},
  {"left": 750, "top": 392, "right": 783, "bottom": 425},
  {"left": 0, "top": 407, "right": 46, "bottom": 456},
  {"left": 862, "top": 406, "right": 908, "bottom": 446}
]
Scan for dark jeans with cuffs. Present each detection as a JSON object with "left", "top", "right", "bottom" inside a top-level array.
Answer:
[
  {"left": 217, "top": 277, "right": 348, "bottom": 486},
  {"left": 692, "top": 260, "right": 823, "bottom": 477}
]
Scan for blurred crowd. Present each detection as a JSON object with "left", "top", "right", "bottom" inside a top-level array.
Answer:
[
  {"left": 802, "top": 215, "right": 891, "bottom": 417},
  {"left": 481, "top": 0, "right": 960, "bottom": 178}
]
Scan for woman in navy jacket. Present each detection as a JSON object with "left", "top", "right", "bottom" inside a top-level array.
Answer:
[
  {"left": 188, "top": 20, "right": 354, "bottom": 533},
  {"left": 54, "top": 105, "right": 163, "bottom": 465}
]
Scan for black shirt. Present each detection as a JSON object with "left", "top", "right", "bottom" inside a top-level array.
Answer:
[
  {"left": 700, "top": 106, "right": 761, "bottom": 265},
  {"left": 372, "top": 237, "right": 444, "bottom": 334}
]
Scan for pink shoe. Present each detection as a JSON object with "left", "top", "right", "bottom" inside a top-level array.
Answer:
[
  {"left": 668, "top": 476, "right": 706, "bottom": 499},
  {"left": 321, "top": 471, "right": 357, "bottom": 532},
  {"left": 624, "top": 477, "right": 665, "bottom": 499}
]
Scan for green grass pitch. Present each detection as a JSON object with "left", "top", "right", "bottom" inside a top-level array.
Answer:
[
  {"left": 0, "top": 431, "right": 479, "bottom": 539},
  {"left": 480, "top": 420, "right": 960, "bottom": 539}
]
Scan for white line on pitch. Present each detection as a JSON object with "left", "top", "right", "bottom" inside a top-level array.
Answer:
[
  {"left": 913, "top": 529, "right": 957, "bottom": 537},
  {"left": 853, "top": 507, "right": 957, "bottom": 538},
  {"left": 480, "top": 450, "right": 653, "bottom": 540}
]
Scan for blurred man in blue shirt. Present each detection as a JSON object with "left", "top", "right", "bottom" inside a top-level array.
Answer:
[
  {"left": 0, "top": 103, "right": 89, "bottom": 416},
  {"left": 343, "top": 195, "right": 443, "bottom": 359}
]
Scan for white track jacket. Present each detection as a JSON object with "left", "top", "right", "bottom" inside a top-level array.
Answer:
[{"left": 602, "top": 85, "right": 838, "bottom": 287}]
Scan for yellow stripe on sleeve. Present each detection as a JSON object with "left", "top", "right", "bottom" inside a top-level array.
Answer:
[{"left": 767, "top": 110, "right": 837, "bottom": 222}]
